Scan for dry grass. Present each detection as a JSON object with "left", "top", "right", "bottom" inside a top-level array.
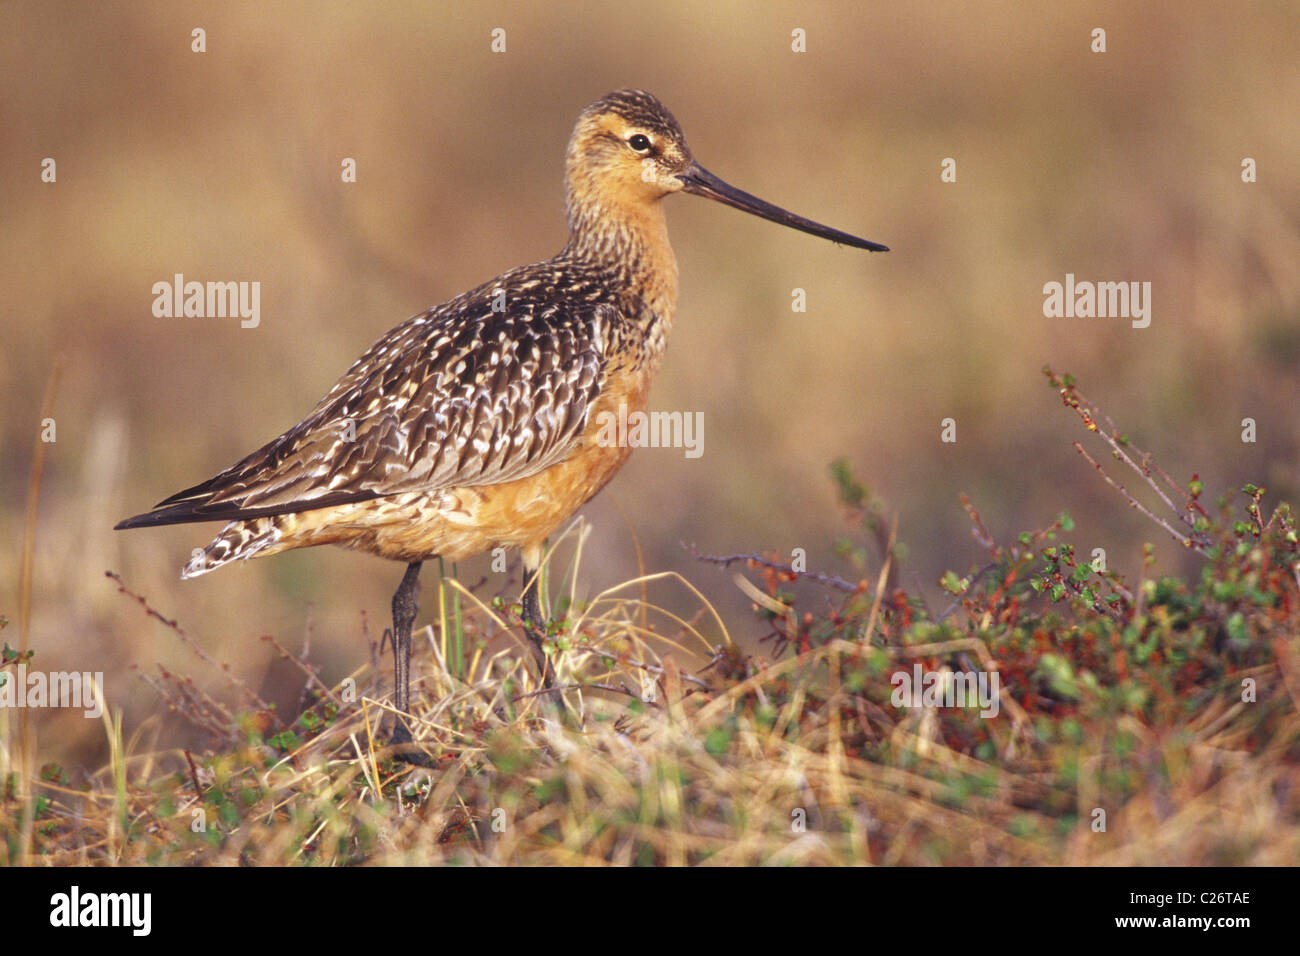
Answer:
[
  {"left": 5, "top": 602, "right": 1295, "bottom": 865},
  {"left": 6, "top": 385, "right": 1297, "bottom": 865}
]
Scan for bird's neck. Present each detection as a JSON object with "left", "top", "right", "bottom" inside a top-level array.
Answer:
[{"left": 563, "top": 197, "right": 679, "bottom": 361}]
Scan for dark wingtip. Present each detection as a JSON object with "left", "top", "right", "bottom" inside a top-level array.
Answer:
[
  {"left": 114, "top": 502, "right": 208, "bottom": 530},
  {"left": 114, "top": 510, "right": 170, "bottom": 531},
  {"left": 114, "top": 486, "right": 387, "bottom": 531}
]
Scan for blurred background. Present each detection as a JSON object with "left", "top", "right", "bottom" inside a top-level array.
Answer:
[{"left": 3, "top": 1, "right": 1297, "bottom": 765}]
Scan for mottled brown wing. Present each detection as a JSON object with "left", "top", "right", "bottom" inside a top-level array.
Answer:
[{"left": 120, "top": 279, "right": 612, "bottom": 528}]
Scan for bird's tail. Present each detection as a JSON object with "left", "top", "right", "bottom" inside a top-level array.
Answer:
[{"left": 181, "top": 518, "right": 282, "bottom": 579}]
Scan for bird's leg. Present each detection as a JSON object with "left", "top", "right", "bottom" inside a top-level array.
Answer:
[
  {"left": 520, "top": 551, "right": 563, "bottom": 704},
  {"left": 389, "top": 561, "right": 424, "bottom": 756}
]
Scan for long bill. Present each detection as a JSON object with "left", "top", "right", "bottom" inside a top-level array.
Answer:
[{"left": 678, "top": 163, "right": 889, "bottom": 252}]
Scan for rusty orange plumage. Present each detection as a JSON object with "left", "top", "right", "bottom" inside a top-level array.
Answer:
[{"left": 116, "top": 89, "right": 887, "bottom": 754}]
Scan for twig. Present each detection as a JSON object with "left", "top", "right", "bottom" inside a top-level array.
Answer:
[
  {"left": 960, "top": 494, "right": 996, "bottom": 554},
  {"left": 1072, "top": 442, "right": 1206, "bottom": 553},
  {"left": 1045, "top": 368, "right": 1212, "bottom": 553},
  {"left": 611, "top": 656, "right": 712, "bottom": 689},
  {"left": 261, "top": 633, "right": 344, "bottom": 708},
  {"left": 107, "top": 570, "right": 277, "bottom": 713},
  {"left": 183, "top": 750, "right": 205, "bottom": 798},
  {"left": 511, "top": 682, "right": 584, "bottom": 702},
  {"left": 936, "top": 561, "right": 1000, "bottom": 624},
  {"left": 682, "top": 543, "right": 862, "bottom": 594}
]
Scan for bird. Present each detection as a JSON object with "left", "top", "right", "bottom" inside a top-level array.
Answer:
[{"left": 115, "top": 89, "right": 888, "bottom": 756}]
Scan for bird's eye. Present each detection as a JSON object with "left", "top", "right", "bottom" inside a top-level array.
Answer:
[{"left": 628, "top": 134, "right": 653, "bottom": 153}]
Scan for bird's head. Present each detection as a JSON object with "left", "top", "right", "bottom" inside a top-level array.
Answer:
[
  {"left": 564, "top": 89, "right": 888, "bottom": 253},
  {"left": 565, "top": 89, "right": 694, "bottom": 212}
]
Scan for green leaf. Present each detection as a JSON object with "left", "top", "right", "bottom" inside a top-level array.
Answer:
[{"left": 704, "top": 727, "right": 733, "bottom": 756}]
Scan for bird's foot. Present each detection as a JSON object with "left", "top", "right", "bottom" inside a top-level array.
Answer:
[{"left": 388, "top": 715, "right": 434, "bottom": 767}]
